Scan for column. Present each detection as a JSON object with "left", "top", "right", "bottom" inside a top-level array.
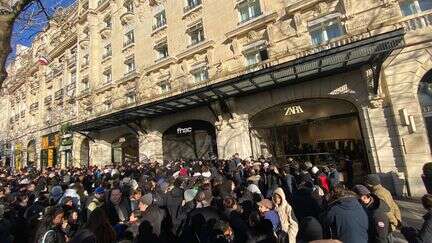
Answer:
[
  {"left": 89, "top": 139, "right": 112, "bottom": 167},
  {"left": 138, "top": 130, "right": 163, "bottom": 163},
  {"left": 215, "top": 114, "right": 252, "bottom": 160}
]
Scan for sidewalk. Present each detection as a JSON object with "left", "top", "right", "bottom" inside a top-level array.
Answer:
[{"left": 394, "top": 199, "right": 426, "bottom": 243}]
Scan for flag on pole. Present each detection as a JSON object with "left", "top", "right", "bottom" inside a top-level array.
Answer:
[{"left": 37, "top": 56, "right": 49, "bottom": 65}]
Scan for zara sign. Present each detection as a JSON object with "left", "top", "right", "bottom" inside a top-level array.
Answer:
[{"left": 284, "top": 105, "right": 304, "bottom": 116}]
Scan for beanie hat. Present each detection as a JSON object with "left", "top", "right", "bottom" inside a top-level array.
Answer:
[
  {"left": 140, "top": 193, "right": 153, "bottom": 206},
  {"left": 352, "top": 184, "right": 371, "bottom": 196},
  {"left": 179, "top": 168, "right": 188, "bottom": 177},
  {"left": 95, "top": 187, "right": 105, "bottom": 194},
  {"left": 364, "top": 174, "right": 381, "bottom": 186},
  {"left": 184, "top": 189, "right": 198, "bottom": 203},
  {"left": 51, "top": 186, "right": 63, "bottom": 202},
  {"left": 311, "top": 166, "right": 319, "bottom": 175}
]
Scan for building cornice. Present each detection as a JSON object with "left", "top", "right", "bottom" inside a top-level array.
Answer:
[
  {"left": 225, "top": 12, "right": 278, "bottom": 40},
  {"left": 176, "top": 40, "right": 215, "bottom": 61}
]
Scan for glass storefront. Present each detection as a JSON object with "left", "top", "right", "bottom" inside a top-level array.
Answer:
[
  {"left": 250, "top": 99, "right": 369, "bottom": 183},
  {"left": 163, "top": 120, "right": 217, "bottom": 161},
  {"left": 40, "top": 133, "right": 60, "bottom": 168}
]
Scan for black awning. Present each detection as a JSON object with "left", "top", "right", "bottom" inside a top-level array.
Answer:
[{"left": 71, "top": 29, "right": 405, "bottom": 132}]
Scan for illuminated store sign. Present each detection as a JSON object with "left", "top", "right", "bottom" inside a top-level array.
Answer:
[
  {"left": 177, "top": 127, "right": 193, "bottom": 134},
  {"left": 284, "top": 106, "right": 304, "bottom": 116}
]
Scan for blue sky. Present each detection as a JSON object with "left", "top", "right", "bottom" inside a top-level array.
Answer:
[{"left": 8, "top": 0, "right": 75, "bottom": 63}]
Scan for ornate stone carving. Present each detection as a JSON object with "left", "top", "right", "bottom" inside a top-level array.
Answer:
[
  {"left": 230, "top": 38, "right": 241, "bottom": 56},
  {"left": 293, "top": 12, "right": 306, "bottom": 36},
  {"left": 183, "top": 8, "right": 202, "bottom": 22},
  {"left": 340, "top": 0, "right": 353, "bottom": 18}
]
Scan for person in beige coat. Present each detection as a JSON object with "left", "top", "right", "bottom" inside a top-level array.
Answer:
[{"left": 272, "top": 187, "right": 299, "bottom": 243}]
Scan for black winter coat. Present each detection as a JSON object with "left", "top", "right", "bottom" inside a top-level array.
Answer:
[
  {"left": 323, "top": 196, "right": 369, "bottom": 243},
  {"left": 364, "top": 195, "right": 391, "bottom": 243},
  {"left": 140, "top": 204, "right": 166, "bottom": 237}
]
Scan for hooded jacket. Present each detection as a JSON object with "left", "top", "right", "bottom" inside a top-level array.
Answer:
[
  {"left": 273, "top": 187, "right": 298, "bottom": 243},
  {"left": 323, "top": 196, "right": 368, "bottom": 243}
]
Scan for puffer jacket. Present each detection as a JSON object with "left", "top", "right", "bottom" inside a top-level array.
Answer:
[
  {"left": 371, "top": 185, "right": 401, "bottom": 231},
  {"left": 273, "top": 187, "right": 298, "bottom": 243},
  {"left": 323, "top": 196, "right": 368, "bottom": 243}
]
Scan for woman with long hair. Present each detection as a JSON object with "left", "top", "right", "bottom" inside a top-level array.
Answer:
[
  {"left": 34, "top": 206, "right": 66, "bottom": 243},
  {"left": 272, "top": 187, "right": 299, "bottom": 243},
  {"left": 70, "top": 207, "right": 116, "bottom": 243}
]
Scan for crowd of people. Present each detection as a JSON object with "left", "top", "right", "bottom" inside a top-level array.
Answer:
[{"left": 0, "top": 153, "right": 431, "bottom": 243}]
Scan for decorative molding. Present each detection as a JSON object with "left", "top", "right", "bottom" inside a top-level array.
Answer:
[
  {"left": 145, "top": 56, "right": 177, "bottom": 74},
  {"left": 225, "top": 12, "right": 278, "bottom": 40},
  {"left": 176, "top": 40, "right": 215, "bottom": 61}
]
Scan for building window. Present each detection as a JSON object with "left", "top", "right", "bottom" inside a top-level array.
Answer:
[
  {"left": 399, "top": 0, "right": 432, "bottom": 16},
  {"left": 82, "top": 54, "right": 89, "bottom": 66},
  {"left": 125, "top": 57, "right": 135, "bottom": 74},
  {"left": 103, "top": 44, "right": 112, "bottom": 59},
  {"left": 126, "top": 93, "right": 136, "bottom": 104},
  {"left": 124, "top": 0, "right": 134, "bottom": 13},
  {"left": 104, "top": 101, "right": 112, "bottom": 111},
  {"left": 103, "top": 69, "right": 112, "bottom": 84},
  {"left": 155, "top": 41, "right": 169, "bottom": 60},
  {"left": 104, "top": 15, "right": 112, "bottom": 28},
  {"left": 70, "top": 70, "right": 77, "bottom": 84},
  {"left": 238, "top": 0, "right": 262, "bottom": 24},
  {"left": 245, "top": 48, "right": 269, "bottom": 66},
  {"left": 159, "top": 81, "right": 171, "bottom": 93},
  {"left": 191, "top": 68, "right": 209, "bottom": 82},
  {"left": 184, "top": 0, "right": 202, "bottom": 12},
  {"left": 81, "top": 77, "right": 90, "bottom": 91},
  {"left": 187, "top": 22, "right": 205, "bottom": 47},
  {"left": 309, "top": 19, "right": 344, "bottom": 45},
  {"left": 153, "top": 10, "right": 167, "bottom": 30},
  {"left": 124, "top": 30, "right": 135, "bottom": 47}
]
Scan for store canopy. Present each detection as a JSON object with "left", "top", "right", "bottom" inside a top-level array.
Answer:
[{"left": 71, "top": 29, "right": 405, "bottom": 132}]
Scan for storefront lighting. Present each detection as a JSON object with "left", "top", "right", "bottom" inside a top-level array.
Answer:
[
  {"left": 409, "top": 115, "right": 417, "bottom": 133},
  {"left": 401, "top": 108, "right": 410, "bottom": 126}
]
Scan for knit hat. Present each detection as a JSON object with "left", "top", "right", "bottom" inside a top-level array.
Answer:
[
  {"left": 257, "top": 199, "right": 273, "bottom": 210},
  {"left": 179, "top": 168, "right": 188, "bottom": 177},
  {"left": 311, "top": 166, "right": 319, "bottom": 175},
  {"left": 51, "top": 186, "right": 63, "bottom": 202},
  {"left": 94, "top": 187, "right": 105, "bottom": 194},
  {"left": 184, "top": 189, "right": 198, "bottom": 203},
  {"left": 140, "top": 193, "right": 153, "bottom": 206},
  {"left": 364, "top": 174, "right": 381, "bottom": 186},
  {"left": 247, "top": 184, "right": 261, "bottom": 195},
  {"left": 202, "top": 171, "right": 211, "bottom": 178},
  {"left": 352, "top": 185, "right": 371, "bottom": 196}
]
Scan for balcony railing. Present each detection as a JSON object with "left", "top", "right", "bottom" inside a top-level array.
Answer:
[
  {"left": 67, "top": 82, "right": 76, "bottom": 92},
  {"left": 102, "top": 51, "right": 112, "bottom": 59},
  {"left": 67, "top": 56, "right": 77, "bottom": 67},
  {"left": 152, "top": 21, "right": 167, "bottom": 31},
  {"left": 44, "top": 96, "right": 52, "bottom": 105},
  {"left": 123, "top": 38, "right": 134, "bottom": 47},
  {"left": 46, "top": 72, "right": 54, "bottom": 81},
  {"left": 54, "top": 89, "right": 64, "bottom": 100},
  {"left": 394, "top": 10, "right": 432, "bottom": 32},
  {"left": 184, "top": 0, "right": 202, "bottom": 13},
  {"left": 53, "top": 65, "right": 64, "bottom": 77}
]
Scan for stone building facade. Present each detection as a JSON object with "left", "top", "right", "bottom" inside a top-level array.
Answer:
[{"left": 2, "top": 0, "right": 432, "bottom": 196}]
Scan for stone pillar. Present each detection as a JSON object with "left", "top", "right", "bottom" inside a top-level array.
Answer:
[
  {"left": 215, "top": 114, "right": 252, "bottom": 160},
  {"left": 89, "top": 139, "right": 112, "bottom": 167},
  {"left": 139, "top": 130, "right": 163, "bottom": 162},
  {"left": 381, "top": 50, "right": 432, "bottom": 197}
]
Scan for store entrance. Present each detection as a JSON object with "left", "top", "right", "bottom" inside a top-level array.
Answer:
[{"left": 250, "top": 99, "right": 369, "bottom": 183}]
